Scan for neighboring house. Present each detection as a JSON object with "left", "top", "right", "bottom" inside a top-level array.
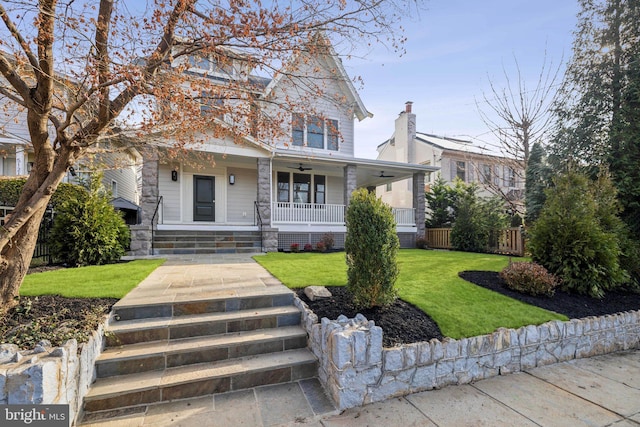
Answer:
[
  {"left": 0, "top": 65, "right": 142, "bottom": 221},
  {"left": 376, "top": 102, "right": 525, "bottom": 214},
  {"left": 131, "top": 38, "right": 438, "bottom": 255}
]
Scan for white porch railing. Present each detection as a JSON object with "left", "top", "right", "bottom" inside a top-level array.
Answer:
[
  {"left": 392, "top": 208, "right": 416, "bottom": 226},
  {"left": 272, "top": 202, "right": 345, "bottom": 224},
  {"left": 271, "top": 202, "right": 415, "bottom": 227}
]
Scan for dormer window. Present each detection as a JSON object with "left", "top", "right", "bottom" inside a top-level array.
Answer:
[{"left": 291, "top": 114, "right": 339, "bottom": 151}]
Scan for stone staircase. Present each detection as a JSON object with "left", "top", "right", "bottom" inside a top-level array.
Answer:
[
  {"left": 80, "top": 285, "right": 317, "bottom": 424},
  {"left": 152, "top": 230, "right": 262, "bottom": 255}
]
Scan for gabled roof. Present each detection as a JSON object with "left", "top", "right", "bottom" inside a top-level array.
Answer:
[{"left": 263, "top": 33, "right": 372, "bottom": 122}]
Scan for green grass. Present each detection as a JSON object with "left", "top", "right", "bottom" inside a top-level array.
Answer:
[
  {"left": 20, "top": 259, "right": 166, "bottom": 299},
  {"left": 254, "top": 250, "right": 567, "bottom": 339}
]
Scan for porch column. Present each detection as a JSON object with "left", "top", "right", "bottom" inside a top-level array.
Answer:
[
  {"left": 343, "top": 164, "right": 357, "bottom": 207},
  {"left": 413, "top": 172, "right": 425, "bottom": 237},
  {"left": 257, "top": 157, "right": 278, "bottom": 252},
  {"left": 130, "top": 146, "right": 158, "bottom": 255},
  {"left": 15, "top": 145, "right": 26, "bottom": 175}
]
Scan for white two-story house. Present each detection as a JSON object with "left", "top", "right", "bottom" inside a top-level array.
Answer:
[
  {"left": 132, "top": 37, "right": 438, "bottom": 255},
  {"left": 376, "top": 102, "right": 524, "bottom": 216}
]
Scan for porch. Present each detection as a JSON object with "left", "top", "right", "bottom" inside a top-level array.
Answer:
[{"left": 150, "top": 203, "right": 418, "bottom": 254}]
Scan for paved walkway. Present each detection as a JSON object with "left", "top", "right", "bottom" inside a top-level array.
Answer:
[{"left": 107, "top": 254, "right": 640, "bottom": 427}]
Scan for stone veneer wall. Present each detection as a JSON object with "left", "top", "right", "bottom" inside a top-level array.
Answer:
[
  {"left": 0, "top": 323, "right": 105, "bottom": 426},
  {"left": 293, "top": 296, "right": 640, "bottom": 410}
]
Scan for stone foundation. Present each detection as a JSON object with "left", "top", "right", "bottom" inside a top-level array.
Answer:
[
  {"left": 0, "top": 323, "right": 106, "bottom": 426},
  {"left": 293, "top": 296, "right": 640, "bottom": 410}
]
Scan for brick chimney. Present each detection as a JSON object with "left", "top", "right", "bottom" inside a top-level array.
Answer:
[{"left": 405, "top": 101, "right": 413, "bottom": 113}]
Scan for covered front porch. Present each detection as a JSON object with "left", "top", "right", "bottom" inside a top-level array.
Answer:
[{"left": 136, "top": 147, "right": 438, "bottom": 255}]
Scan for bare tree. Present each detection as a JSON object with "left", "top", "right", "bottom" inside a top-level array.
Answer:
[
  {"left": 475, "top": 53, "right": 562, "bottom": 208},
  {"left": 0, "top": 0, "right": 418, "bottom": 311}
]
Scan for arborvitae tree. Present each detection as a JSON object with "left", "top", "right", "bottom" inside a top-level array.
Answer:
[
  {"left": 524, "top": 142, "right": 552, "bottom": 225},
  {"left": 345, "top": 188, "right": 399, "bottom": 309},
  {"left": 528, "top": 169, "right": 628, "bottom": 298},
  {"left": 451, "top": 191, "right": 487, "bottom": 252},
  {"left": 450, "top": 185, "right": 507, "bottom": 253},
  {"left": 50, "top": 173, "right": 130, "bottom": 267},
  {"left": 425, "top": 175, "right": 457, "bottom": 228}
]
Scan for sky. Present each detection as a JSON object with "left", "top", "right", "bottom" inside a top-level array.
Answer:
[{"left": 346, "top": 0, "right": 580, "bottom": 159}]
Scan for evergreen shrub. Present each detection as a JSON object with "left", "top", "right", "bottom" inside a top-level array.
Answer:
[
  {"left": 50, "top": 173, "right": 130, "bottom": 266},
  {"left": 345, "top": 188, "right": 399, "bottom": 308},
  {"left": 528, "top": 170, "right": 628, "bottom": 298}
]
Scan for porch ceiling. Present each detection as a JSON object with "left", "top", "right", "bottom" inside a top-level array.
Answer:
[{"left": 274, "top": 151, "right": 439, "bottom": 188}]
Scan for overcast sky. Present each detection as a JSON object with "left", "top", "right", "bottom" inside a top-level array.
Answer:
[{"left": 346, "top": 0, "right": 580, "bottom": 159}]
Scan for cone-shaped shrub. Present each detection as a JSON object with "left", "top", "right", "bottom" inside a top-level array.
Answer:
[
  {"left": 50, "top": 173, "right": 130, "bottom": 266},
  {"left": 345, "top": 188, "right": 399, "bottom": 308}
]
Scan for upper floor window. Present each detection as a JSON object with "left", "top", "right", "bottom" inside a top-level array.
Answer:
[
  {"left": 506, "top": 167, "right": 516, "bottom": 187},
  {"left": 188, "top": 54, "right": 235, "bottom": 78},
  {"left": 481, "top": 164, "right": 492, "bottom": 184},
  {"left": 200, "top": 91, "right": 224, "bottom": 118},
  {"left": 291, "top": 114, "right": 339, "bottom": 151},
  {"left": 456, "top": 161, "right": 466, "bottom": 181}
]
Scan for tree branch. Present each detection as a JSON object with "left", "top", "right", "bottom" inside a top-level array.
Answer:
[{"left": 0, "top": 3, "right": 40, "bottom": 72}]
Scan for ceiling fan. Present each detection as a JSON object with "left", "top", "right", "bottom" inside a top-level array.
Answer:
[
  {"left": 288, "top": 163, "right": 313, "bottom": 171},
  {"left": 376, "top": 171, "right": 395, "bottom": 178}
]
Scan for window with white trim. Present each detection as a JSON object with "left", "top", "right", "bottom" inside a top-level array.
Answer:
[
  {"left": 291, "top": 114, "right": 339, "bottom": 151},
  {"left": 456, "top": 161, "right": 466, "bottom": 181},
  {"left": 481, "top": 164, "right": 492, "bottom": 184}
]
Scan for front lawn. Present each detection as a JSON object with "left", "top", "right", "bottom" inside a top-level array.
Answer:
[
  {"left": 255, "top": 250, "right": 567, "bottom": 339},
  {"left": 20, "top": 259, "right": 166, "bottom": 298}
]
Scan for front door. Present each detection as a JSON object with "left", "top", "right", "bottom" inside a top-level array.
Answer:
[{"left": 193, "top": 175, "right": 215, "bottom": 221}]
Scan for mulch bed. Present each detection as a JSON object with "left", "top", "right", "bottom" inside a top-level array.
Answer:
[
  {"left": 459, "top": 270, "right": 640, "bottom": 319},
  {"left": 296, "top": 287, "right": 444, "bottom": 347},
  {"left": 297, "top": 272, "right": 640, "bottom": 347}
]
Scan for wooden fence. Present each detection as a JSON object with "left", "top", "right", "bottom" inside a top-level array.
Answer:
[{"left": 425, "top": 227, "right": 525, "bottom": 256}]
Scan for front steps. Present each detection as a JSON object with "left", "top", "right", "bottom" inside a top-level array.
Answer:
[
  {"left": 152, "top": 230, "right": 262, "bottom": 255},
  {"left": 81, "top": 287, "right": 317, "bottom": 423}
]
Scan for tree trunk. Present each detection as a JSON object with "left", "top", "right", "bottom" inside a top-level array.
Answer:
[{"left": 0, "top": 204, "right": 46, "bottom": 314}]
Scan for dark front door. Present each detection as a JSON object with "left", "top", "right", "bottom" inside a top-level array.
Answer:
[{"left": 194, "top": 175, "right": 215, "bottom": 221}]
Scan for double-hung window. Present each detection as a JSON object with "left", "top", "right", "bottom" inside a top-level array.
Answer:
[
  {"left": 506, "top": 167, "right": 516, "bottom": 187},
  {"left": 456, "top": 161, "right": 466, "bottom": 181},
  {"left": 481, "top": 164, "right": 492, "bottom": 184},
  {"left": 291, "top": 114, "right": 339, "bottom": 151}
]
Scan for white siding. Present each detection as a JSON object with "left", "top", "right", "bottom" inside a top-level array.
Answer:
[
  {"left": 326, "top": 175, "right": 343, "bottom": 205},
  {"left": 158, "top": 164, "right": 182, "bottom": 222},
  {"left": 103, "top": 168, "right": 138, "bottom": 204},
  {"left": 226, "top": 167, "right": 256, "bottom": 224}
]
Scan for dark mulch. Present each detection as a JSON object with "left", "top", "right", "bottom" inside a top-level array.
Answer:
[
  {"left": 460, "top": 270, "right": 640, "bottom": 319},
  {"left": 296, "top": 287, "right": 443, "bottom": 347},
  {"left": 0, "top": 295, "right": 118, "bottom": 348}
]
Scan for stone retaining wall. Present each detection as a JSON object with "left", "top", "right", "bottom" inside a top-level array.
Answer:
[
  {"left": 0, "top": 323, "right": 105, "bottom": 426},
  {"left": 294, "top": 296, "right": 640, "bottom": 410}
]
